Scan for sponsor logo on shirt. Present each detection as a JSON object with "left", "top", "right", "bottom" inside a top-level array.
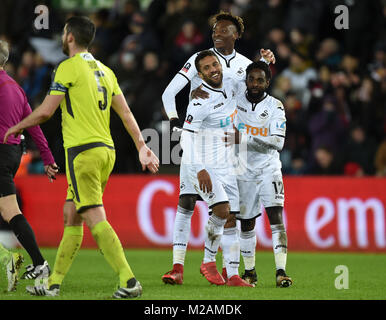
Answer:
[
  {"left": 220, "top": 109, "right": 237, "bottom": 127},
  {"left": 213, "top": 102, "right": 224, "bottom": 109},
  {"left": 237, "top": 105, "right": 247, "bottom": 112},
  {"left": 238, "top": 123, "right": 268, "bottom": 136}
]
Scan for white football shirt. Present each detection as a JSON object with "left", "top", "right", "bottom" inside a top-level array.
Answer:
[
  {"left": 236, "top": 84, "right": 286, "bottom": 174},
  {"left": 180, "top": 75, "right": 239, "bottom": 170},
  {"left": 162, "top": 48, "right": 252, "bottom": 119}
]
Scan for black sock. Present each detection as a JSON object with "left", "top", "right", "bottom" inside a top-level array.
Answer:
[{"left": 9, "top": 214, "right": 45, "bottom": 266}]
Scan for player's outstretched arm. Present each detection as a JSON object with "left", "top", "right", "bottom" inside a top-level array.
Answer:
[
  {"left": 112, "top": 93, "right": 159, "bottom": 173},
  {"left": 162, "top": 73, "right": 190, "bottom": 120},
  {"left": 3, "top": 95, "right": 64, "bottom": 143}
]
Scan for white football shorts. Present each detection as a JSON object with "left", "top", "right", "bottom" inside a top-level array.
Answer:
[
  {"left": 183, "top": 164, "right": 240, "bottom": 212},
  {"left": 237, "top": 167, "right": 284, "bottom": 220}
]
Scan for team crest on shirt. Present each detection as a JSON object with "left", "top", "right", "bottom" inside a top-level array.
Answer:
[
  {"left": 182, "top": 62, "right": 191, "bottom": 73},
  {"left": 259, "top": 110, "right": 269, "bottom": 119},
  {"left": 236, "top": 67, "right": 244, "bottom": 75}
]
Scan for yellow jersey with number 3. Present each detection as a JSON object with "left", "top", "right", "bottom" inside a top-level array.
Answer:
[{"left": 48, "top": 52, "right": 122, "bottom": 148}]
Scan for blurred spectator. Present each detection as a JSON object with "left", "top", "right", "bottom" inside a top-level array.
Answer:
[
  {"left": 131, "top": 51, "right": 167, "bottom": 129},
  {"left": 28, "top": 149, "right": 46, "bottom": 174},
  {"left": 343, "top": 125, "right": 377, "bottom": 175},
  {"left": 286, "top": 153, "right": 308, "bottom": 175},
  {"left": 288, "top": 27, "right": 315, "bottom": 66},
  {"left": 172, "top": 20, "right": 204, "bottom": 67},
  {"left": 308, "top": 95, "right": 347, "bottom": 158},
  {"left": 280, "top": 50, "right": 318, "bottom": 107},
  {"left": 315, "top": 38, "right": 342, "bottom": 68},
  {"left": 0, "top": 0, "right": 384, "bottom": 175},
  {"left": 272, "top": 76, "right": 292, "bottom": 102},
  {"left": 343, "top": 162, "right": 364, "bottom": 177},
  {"left": 307, "top": 146, "right": 343, "bottom": 175},
  {"left": 243, "top": 0, "right": 288, "bottom": 57},
  {"left": 281, "top": 92, "right": 310, "bottom": 173},
  {"left": 328, "top": 0, "right": 383, "bottom": 67},
  {"left": 270, "top": 41, "right": 291, "bottom": 76},
  {"left": 284, "top": 0, "right": 325, "bottom": 36},
  {"left": 20, "top": 52, "right": 52, "bottom": 108},
  {"left": 368, "top": 41, "right": 386, "bottom": 83},
  {"left": 90, "top": 9, "right": 114, "bottom": 61}
]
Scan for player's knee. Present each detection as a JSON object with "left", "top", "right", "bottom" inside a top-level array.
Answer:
[
  {"left": 178, "top": 195, "right": 197, "bottom": 211},
  {"left": 63, "top": 201, "right": 82, "bottom": 226},
  {"left": 266, "top": 206, "right": 283, "bottom": 225},
  {"left": 212, "top": 202, "right": 230, "bottom": 220},
  {"left": 241, "top": 218, "right": 256, "bottom": 232},
  {"left": 224, "top": 213, "right": 236, "bottom": 228}
]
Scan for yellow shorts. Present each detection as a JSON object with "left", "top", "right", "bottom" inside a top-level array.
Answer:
[{"left": 65, "top": 142, "right": 115, "bottom": 213}]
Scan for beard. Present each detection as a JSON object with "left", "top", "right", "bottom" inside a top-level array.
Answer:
[
  {"left": 62, "top": 40, "right": 69, "bottom": 56},
  {"left": 247, "top": 88, "right": 265, "bottom": 101},
  {"left": 203, "top": 72, "right": 223, "bottom": 88}
]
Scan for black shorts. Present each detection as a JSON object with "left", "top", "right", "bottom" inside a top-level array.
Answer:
[{"left": 0, "top": 143, "right": 22, "bottom": 198}]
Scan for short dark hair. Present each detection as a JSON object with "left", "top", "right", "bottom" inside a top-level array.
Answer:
[
  {"left": 65, "top": 16, "right": 96, "bottom": 48},
  {"left": 211, "top": 11, "right": 245, "bottom": 38},
  {"left": 246, "top": 61, "right": 272, "bottom": 82},
  {"left": 195, "top": 50, "right": 219, "bottom": 73}
]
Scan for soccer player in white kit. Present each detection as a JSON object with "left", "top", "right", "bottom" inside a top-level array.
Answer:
[
  {"left": 225, "top": 61, "right": 292, "bottom": 287},
  {"left": 162, "top": 11, "right": 275, "bottom": 285},
  {"left": 180, "top": 50, "right": 253, "bottom": 287}
]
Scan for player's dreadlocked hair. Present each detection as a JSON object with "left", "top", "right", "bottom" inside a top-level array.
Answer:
[
  {"left": 246, "top": 61, "right": 272, "bottom": 82},
  {"left": 210, "top": 11, "right": 245, "bottom": 38}
]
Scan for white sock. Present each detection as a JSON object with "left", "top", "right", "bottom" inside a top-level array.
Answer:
[
  {"left": 222, "top": 227, "right": 240, "bottom": 278},
  {"left": 271, "top": 224, "right": 288, "bottom": 271},
  {"left": 240, "top": 230, "right": 256, "bottom": 271},
  {"left": 172, "top": 206, "right": 193, "bottom": 265},
  {"left": 203, "top": 214, "right": 226, "bottom": 263}
]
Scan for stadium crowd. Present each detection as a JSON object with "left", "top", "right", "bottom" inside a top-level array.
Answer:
[{"left": 0, "top": 0, "right": 385, "bottom": 176}]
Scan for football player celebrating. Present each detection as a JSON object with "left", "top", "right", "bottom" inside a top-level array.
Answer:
[
  {"left": 162, "top": 11, "right": 275, "bottom": 286},
  {"left": 224, "top": 61, "right": 292, "bottom": 287},
  {"left": 180, "top": 50, "right": 252, "bottom": 287}
]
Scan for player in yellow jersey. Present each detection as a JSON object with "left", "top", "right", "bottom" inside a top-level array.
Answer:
[{"left": 4, "top": 16, "right": 159, "bottom": 298}]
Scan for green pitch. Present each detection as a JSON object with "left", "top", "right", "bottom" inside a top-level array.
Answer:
[{"left": 1, "top": 248, "right": 385, "bottom": 300}]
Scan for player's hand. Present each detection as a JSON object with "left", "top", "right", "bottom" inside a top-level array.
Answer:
[
  {"left": 260, "top": 48, "right": 276, "bottom": 64},
  {"left": 191, "top": 85, "right": 209, "bottom": 100},
  {"left": 223, "top": 124, "right": 240, "bottom": 147},
  {"left": 44, "top": 163, "right": 59, "bottom": 183},
  {"left": 139, "top": 145, "right": 160, "bottom": 174},
  {"left": 170, "top": 117, "right": 182, "bottom": 132},
  {"left": 197, "top": 169, "right": 212, "bottom": 193},
  {"left": 3, "top": 125, "right": 23, "bottom": 143}
]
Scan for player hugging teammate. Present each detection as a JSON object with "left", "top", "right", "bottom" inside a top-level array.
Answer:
[{"left": 162, "top": 11, "right": 292, "bottom": 288}]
